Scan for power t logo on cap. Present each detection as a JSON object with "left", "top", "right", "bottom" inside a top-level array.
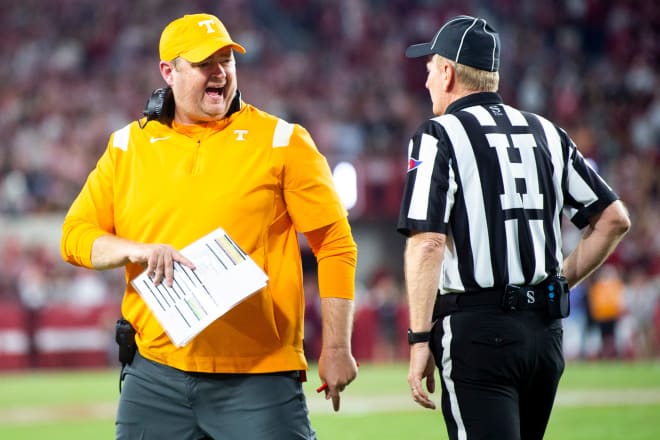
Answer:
[
  {"left": 198, "top": 18, "right": 219, "bottom": 33},
  {"left": 159, "top": 13, "right": 246, "bottom": 63}
]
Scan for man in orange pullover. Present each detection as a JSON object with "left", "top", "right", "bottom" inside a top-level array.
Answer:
[{"left": 61, "top": 13, "right": 357, "bottom": 440}]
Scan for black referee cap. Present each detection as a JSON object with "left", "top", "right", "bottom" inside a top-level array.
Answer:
[{"left": 405, "top": 15, "right": 500, "bottom": 72}]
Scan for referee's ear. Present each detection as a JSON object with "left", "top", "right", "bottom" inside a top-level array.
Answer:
[{"left": 442, "top": 60, "right": 455, "bottom": 91}]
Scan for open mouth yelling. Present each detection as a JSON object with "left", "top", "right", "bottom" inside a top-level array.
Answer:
[{"left": 205, "top": 86, "right": 224, "bottom": 99}]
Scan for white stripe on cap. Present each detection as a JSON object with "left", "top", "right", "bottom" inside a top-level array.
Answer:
[
  {"left": 451, "top": 17, "right": 498, "bottom": 71},
  {"left": 481, "top": 19, "right": 499, "bottom": 71},
  {"left": 430, "top": 16, "right": 465, "bottom": 52},
  {"left": 455, "top": 17, "right": 480, "bottom": 65}
]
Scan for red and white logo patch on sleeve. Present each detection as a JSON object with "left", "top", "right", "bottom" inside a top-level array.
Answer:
[{"left": 407, "top": 157, "right": 422, "bottom": 172}]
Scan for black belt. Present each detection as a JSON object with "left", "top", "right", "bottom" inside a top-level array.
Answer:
[
  {"left": 187, "top": 370, "right": 306, "bottom": 382},
  {"left": 433, "top": 284, "right": 548, "bottom": 319}
]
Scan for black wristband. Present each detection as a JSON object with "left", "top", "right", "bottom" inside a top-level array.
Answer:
[{"left": 407, "top": 328, "right": 431, "bottom": 345}]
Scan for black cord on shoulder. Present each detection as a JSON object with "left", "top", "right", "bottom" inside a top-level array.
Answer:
[{"left": 139, "top": 87, "right": 174, "bottom": 128}]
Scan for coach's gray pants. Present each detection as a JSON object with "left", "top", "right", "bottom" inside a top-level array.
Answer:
[{"left": 116, "top": 351, "right": 317, "bottom": 440}]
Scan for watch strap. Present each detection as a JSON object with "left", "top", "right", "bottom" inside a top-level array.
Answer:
[{"left": 407, "top": 328, "right": 431, "bottom": 345}]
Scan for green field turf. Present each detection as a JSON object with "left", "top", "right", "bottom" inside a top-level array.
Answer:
[{"left": 1, "top": 361, "right": 659, "bottom": 439}]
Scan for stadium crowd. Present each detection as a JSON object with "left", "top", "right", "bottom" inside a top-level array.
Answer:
[{"left": 0, "top": 0, "right": 658, "bottom": 366}]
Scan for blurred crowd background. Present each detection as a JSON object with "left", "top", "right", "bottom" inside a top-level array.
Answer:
[{"left": 0, "top": 0, "right": 658, "bottom": 369}]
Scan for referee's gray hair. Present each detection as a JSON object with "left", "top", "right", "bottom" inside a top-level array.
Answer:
[{"left": 435, "top": 55, "right": 499, "bottom": 92}]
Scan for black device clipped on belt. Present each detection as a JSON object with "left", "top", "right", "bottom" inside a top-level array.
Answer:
[
  {"left": 545, "top": 275, "right": 570, "bottom": 319},
  {"left": 139, "top": 86, "right": 174, "bottom": 128},
  {"left": 115, "top": 319, "right": 137, "bottom": 392}
]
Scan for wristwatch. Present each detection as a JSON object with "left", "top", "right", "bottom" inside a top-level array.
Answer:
[{"left": 407, "top": 328, "right": 431, "bottom": 345}]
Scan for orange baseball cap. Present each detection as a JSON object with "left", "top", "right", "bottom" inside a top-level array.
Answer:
[{"left": 159, "top": 13, "right": 246, "bottom": 62}]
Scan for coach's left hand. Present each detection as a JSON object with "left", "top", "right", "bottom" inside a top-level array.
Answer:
[{"left": 318, "top": 347, "right": 358, "bottom": 412}]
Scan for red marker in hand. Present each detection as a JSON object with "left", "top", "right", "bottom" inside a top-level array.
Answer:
[{"left": 316, "top": 362, "right": 359, "bottom": 393}]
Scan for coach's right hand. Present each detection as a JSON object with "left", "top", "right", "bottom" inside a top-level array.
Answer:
[
  {"left": 91, "top": 235, "right": 195, "bottom": 287},
  {"left": 131, "top": 243, "right": 195, "bottom": 287}
]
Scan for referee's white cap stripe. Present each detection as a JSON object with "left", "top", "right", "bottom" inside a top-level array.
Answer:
[{"left": 455, "top": 18, "right": 479, "bottom": 65}]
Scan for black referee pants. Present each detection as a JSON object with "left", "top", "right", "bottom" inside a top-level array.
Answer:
[{"left": 429, "top": 308, "right": 564, "bottom": 440}]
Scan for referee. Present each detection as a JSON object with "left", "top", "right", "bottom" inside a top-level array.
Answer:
[{"left": 398, "top": 15, "right": 630, "bottom": 440}]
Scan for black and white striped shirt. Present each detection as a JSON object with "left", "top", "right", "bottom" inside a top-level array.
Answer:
[{"left": 397, "top": 92, "right": 618, "bottom": 293}]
